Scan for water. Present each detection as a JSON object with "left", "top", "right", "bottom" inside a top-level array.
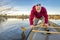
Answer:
[
  {"left": 50, "top": 19, "right": 60, "bottom": 25},
  {"left": 0, "top": 18, "right": 30, "bottom": 33},
  {"left": 0, "top": 17, "right": 60, "bottom": 40},
  {"left": 0, "top": 18, "right": 30, "bottom": 40}
]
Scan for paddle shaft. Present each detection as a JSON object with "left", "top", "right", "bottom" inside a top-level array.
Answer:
[{"left": 25, "top": 28, "right": 33, "bottom": 40}]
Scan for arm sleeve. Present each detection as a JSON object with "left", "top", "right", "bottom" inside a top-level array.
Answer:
[
  {"left": 43, "top": 7, "right": 48, "bottom": 24},
  {"left": 29, "top": 10, "right": 34, "bottom": 25}
]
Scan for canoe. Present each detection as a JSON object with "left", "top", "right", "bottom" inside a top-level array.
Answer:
[{"left": 27, "top": 21, "right": 60, "bottom": 40}]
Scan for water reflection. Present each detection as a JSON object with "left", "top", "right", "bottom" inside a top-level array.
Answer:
[
  {"left": 0, "top": 17, "right": 30, "bottom": 40},
  {"left": 0, "top": 17, "right": 7, "bottom": 24},
  {"left": 0, "top": 17, "right": 30, "bottom": 33}
]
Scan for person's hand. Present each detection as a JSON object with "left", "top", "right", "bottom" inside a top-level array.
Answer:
[
  {"left": 40, "top": 23, "right": 45, "bottom": 26},
  {"left": 30, "top": 25, "right": 34, "bottom": 29},
  {"left": 40, "top": 23, "right": 49, "bottom": 28},
  {"left": 44, "top": 24, "right": 49, "bottom": 29}
]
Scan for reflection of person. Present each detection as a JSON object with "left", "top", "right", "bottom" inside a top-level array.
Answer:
[{"left": 29, "top": 4, "right": 49, "bottom": 31}]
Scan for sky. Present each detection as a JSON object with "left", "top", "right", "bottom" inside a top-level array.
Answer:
[{"left": 0, "top": 0, "right": 60, "bottom": 15}]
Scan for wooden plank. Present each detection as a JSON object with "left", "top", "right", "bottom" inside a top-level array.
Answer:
[
  {"left": 32, "top": 30, "right": 60, "bottom": 34},
  {"left": 34, "top": 25, "right": 60, "bottom": 28}
]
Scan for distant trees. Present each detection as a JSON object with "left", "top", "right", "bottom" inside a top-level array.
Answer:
[
  {"left": 48, "top": 15, "right": 60, "bottom": 20},
  {"left": 0, "top": 14, "right": 60, "bottom": 20}
]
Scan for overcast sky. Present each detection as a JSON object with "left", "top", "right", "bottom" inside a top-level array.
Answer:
[{"left": 0, "top": 0, "right": 60, "bottom": 15}]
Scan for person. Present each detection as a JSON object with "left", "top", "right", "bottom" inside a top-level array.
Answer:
[{"left": 29, "top": 4, "right": 49, "bottom": 31}]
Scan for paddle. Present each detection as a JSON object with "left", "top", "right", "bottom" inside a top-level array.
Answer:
[{"left": 21, "top": 27, "right": 33, "bottom": 40}]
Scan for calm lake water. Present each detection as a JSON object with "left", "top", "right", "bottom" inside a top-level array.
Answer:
[
  {"left": 0, "top": 18, "right": 30, "bottom": 33},
  {"left": 0, "top": 17, "right": 60, "bottom": 40},
  {"left": 0, "top": 18, "right": 30, "bottom": 40}
]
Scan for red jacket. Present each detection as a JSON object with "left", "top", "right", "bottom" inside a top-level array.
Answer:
[{"left": 29, "top": 6, "right": 48, "bottom": 25}]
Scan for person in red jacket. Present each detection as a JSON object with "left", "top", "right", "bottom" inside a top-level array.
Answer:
[{"left": 29, "top": 4, "right": 49, "bottom": 31}]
